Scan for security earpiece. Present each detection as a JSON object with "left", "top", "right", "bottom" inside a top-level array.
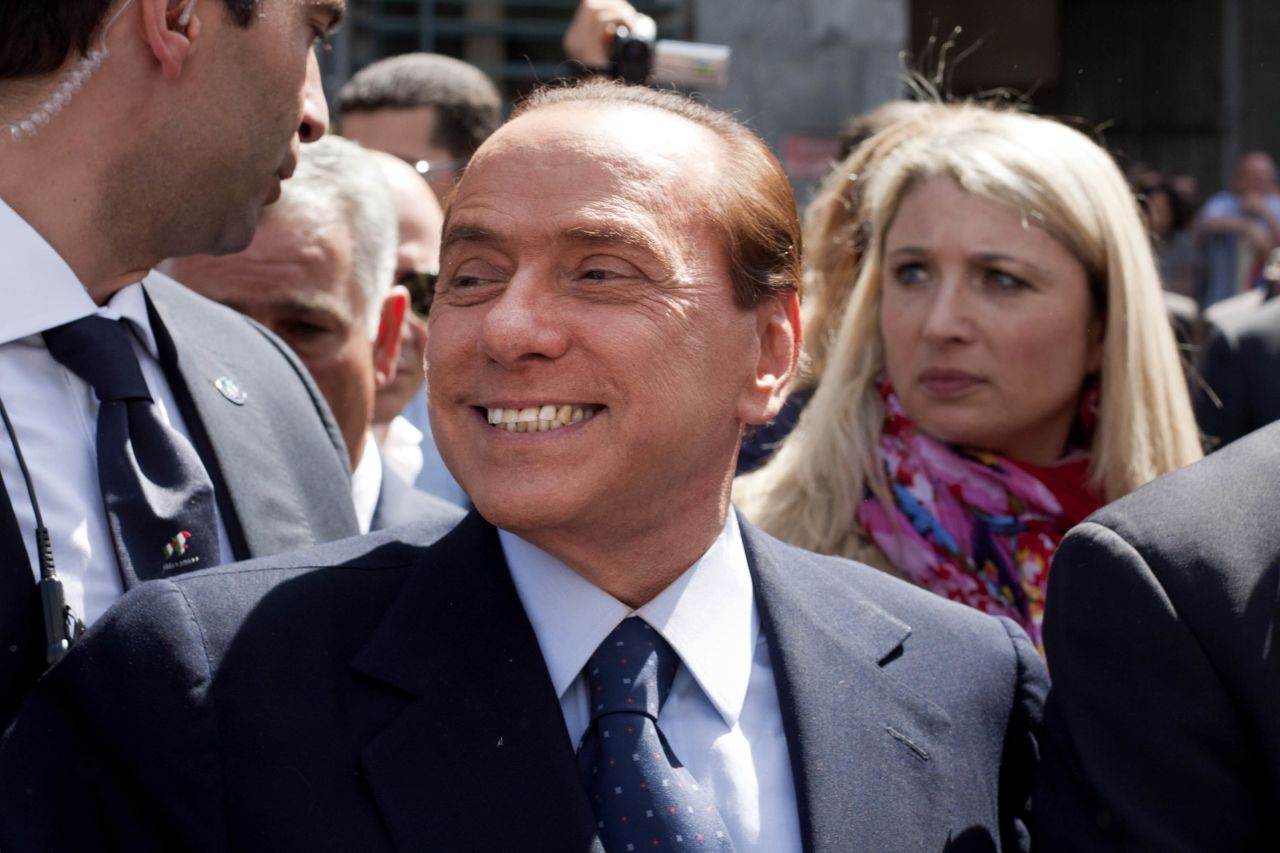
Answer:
[{"left": 177, "top": 0, "right": 196, "bottom": 28}]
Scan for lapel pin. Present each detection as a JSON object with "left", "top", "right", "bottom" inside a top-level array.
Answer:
[{"left": 214, "top": 375, "right": 247, "bottom": 405}]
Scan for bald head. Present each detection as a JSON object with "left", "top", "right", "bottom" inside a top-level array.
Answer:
[
  {"left": 1235, "top": 151, "right": 1278, "bottom": 196},
  {"left": 368, "top": 150, "right": 445, "bottom": 277}
]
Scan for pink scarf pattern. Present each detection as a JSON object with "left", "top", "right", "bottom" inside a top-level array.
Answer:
[{"left": 855, "top": 383, "right": 1100, "bottom": 653}]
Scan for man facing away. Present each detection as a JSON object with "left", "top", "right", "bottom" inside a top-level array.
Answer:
[
  {"left": 0, "top": 0, "right": 356, "bottom": 722},
  {"left": 0, "top": 82, "right": 1046, "bottom": 852},
  {"left": 167, "top": 136, "right": 462, "bottom": 534}
]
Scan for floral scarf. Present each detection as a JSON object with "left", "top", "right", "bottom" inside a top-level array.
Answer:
[{"left": 855, "top": 382, "right": 1101, "bottom": 653}]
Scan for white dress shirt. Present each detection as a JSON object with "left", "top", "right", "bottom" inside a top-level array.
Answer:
[
  {"left": 0, "top": 199, "right": 233, "bottom": 627},
  {"left": 502, "top": 511, "right": 803, "bottom": 853},
  {"left": 396, "top": 387, "right": 469, "bottom": 508},
  {"left": 377, "top": 414, "right": 425, "bottom": 486},
  {"left": 350, "top": 431, "right": 382, "bottom": 535}
]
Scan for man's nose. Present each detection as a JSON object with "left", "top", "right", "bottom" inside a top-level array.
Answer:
[
  {"left": 480, "top": 274, "right": 571, "bottom": 368},
  {"left": 298, "top": 51, "right": 328, "bottom": 143}
]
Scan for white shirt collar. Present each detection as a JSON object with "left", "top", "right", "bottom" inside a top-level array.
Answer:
[
  {"left": 0, "top": 197, "right": 156, "bottom": 355},
  {"left": 502, "top": 511, "right": 758, "bottom": 728},
  {"left": 351, "top": 432, "right": 382, "bottom": 535}
]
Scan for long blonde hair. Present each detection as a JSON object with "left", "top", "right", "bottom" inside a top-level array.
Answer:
[{"left": 736, "top": 103, "right": 1203, "bottom": 560}]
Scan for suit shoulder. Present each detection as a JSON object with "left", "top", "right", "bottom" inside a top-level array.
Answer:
[
  {"left": 1089, "top": 421, "right": 1280, "bottom": 551},
  {"left": 145, "top": 272, "right": 318, "bottom": 381}
]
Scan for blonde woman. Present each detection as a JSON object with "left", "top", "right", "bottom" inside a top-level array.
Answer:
[{"left": 736, "top": 103, "right": 1202, "bottom": 651}]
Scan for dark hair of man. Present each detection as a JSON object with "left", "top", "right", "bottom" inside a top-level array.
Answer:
[
  {"left": 0, "top": 0, "right": 259, "bottom": 79},
  {"left": 338, "top": 53, "right": 502, "bottom": 161},
  {"left": 512, "top": 81, "right": 801, "bottom": 310}
]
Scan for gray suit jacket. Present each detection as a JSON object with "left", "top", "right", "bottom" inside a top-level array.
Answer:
[
  {"left": 0, "top": 510, "right": 1045, "bottom": 852},
  {"left": 0, "top": 273, "right": 358, "bottom": 721}
]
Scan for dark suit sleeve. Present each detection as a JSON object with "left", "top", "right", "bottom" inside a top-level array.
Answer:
[
  {"left": 995, "top": 617, "right": 1047, "bottom": 853},
  {"left": 0, "top": 581, "right": 227, "bottom": 852},
  {"left": 1035, "top": 521, "right": 1255, "bottom": 852},
  {"left": 1195, "top": 323, "right": 1247, "bottom": 447}
]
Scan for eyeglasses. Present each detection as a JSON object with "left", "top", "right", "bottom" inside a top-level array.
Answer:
[{"left": 397, "top": 270, "right": 438, "bottom": 319}]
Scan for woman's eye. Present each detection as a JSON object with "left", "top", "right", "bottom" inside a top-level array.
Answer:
[
  {"left": 891, "top": 262, "right": 928, "bottom": 285},
  {"left": 986, "top": 268, "right": 1027, "bottom": 290}
]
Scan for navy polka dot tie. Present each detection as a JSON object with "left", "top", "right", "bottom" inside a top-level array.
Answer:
[{"left": 577, "top": 617, "right": 735, "bottom": 851}]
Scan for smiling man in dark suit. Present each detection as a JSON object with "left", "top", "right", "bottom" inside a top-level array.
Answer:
[
  {"left": 0, "top": 0, "right": 357, "bottom": 722},
  {"left": 0, "top": 82, "right": 1046, "bottom": 852}
]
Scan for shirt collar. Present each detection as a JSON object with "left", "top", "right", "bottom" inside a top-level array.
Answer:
[
  {"left": 503, "top": 511, "right": 758, "bottom": 728},
  {"left": 351, "top": 432, "right": 382, "bottom": 535},
  {"left": 0, "top": 197, "right": 156, "bottom": 355},
  {"left": 0, "top": 197, "right": 98, "bottom": 344}
]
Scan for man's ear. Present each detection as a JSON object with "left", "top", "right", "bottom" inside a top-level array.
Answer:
[
  {"left": 738, "top": 290, "right": 802, "bottom": 427},
  {"left": 139, "top": 0, "right": 201, "bottom": 81},
  {"left": 373, "top": 286, "right": 409, "bottom": 390}
]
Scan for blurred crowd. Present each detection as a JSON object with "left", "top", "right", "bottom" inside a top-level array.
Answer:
[{"left": 1, "top": 0, "right": 1277, "bottom": 850}]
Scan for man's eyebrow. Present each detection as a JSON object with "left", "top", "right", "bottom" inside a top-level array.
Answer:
[
  {"left": 440, "top": 224, "right": 499, "bottom": 249},
  {"left": 439, "top": 222, "right": 667, "bottom": 259},
  {"left": 562, "top": 224, "right": 664, "bottom": 258}
]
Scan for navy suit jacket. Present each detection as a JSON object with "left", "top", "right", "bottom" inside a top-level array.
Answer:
[
  {"left": 0, "top": 511, "right": 1045, "bottom": 852},
  {"left": 0, "top": 274, "right": 358, "bottom": 721},
  {"left": 1036, "top": 420, "right": 1280, "bottom": 850}
]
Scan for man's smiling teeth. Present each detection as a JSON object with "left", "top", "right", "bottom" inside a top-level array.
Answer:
[{"left": 486, "top": 404, "right": 600, "bottom": 433}]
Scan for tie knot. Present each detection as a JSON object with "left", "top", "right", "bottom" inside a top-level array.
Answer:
[
  {"left": 43, "top": 316, "right": 151, "bottom": 403},
  {"left": 585, "top": 617, "right": 678, "bottom": 721}
]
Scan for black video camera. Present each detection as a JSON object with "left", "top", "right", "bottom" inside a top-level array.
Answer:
[{"left": 609, "top": 14, "right": 730, "bottom": 89}]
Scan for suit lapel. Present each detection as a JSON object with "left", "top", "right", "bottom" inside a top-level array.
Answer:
[
  {"left": 354, "top": 513, "right": 603, "bottom": 852},
  {"left": 742, "top": 519, "right": 955, "bottom": 852},
  {"left": 144, "top": 281, "right": 343, "bottom": 559}
]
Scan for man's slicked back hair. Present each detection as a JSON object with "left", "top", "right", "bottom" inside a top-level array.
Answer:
[
  {"left": 338, "top": 53, "right": 502, "bottom": 161},
  {"left": 0, "top": 0, "right": 260, "bottom": 79},
  {"left": 512, "top": 81, "right": 801, "bottom": 310}
]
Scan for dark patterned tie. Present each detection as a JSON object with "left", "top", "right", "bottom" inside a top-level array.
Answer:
[
  {"left": 578, "top": 617, "right": 736, "bottom": 851},
  {"left": 43, "top": 316, "right": 219, "bottom": 587}
]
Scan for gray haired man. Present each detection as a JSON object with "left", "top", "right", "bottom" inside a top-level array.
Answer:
[{"left": 170, "top": 136, "right": 461, "bottom": 533}]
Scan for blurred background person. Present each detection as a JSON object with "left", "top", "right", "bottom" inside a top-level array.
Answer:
[
  {"left": 1132, "top": 171, "right": 1202, "bottom": 351},
  {"left": 338, "top": 53, "right": 502, "bottom": 205},
  {"left": 1195, "top": 150, "right": 1280, "bottom": 307},
  {"left": 736, "top": 104, "right": 1202, "bottom": 651},
  {"left": 169, "top": 137, "right": 461, "bottom": 534},
  {"left": 366, "top": 151, "right": 469, "bottom": 508},
  {"left": 1136, "top": 173, "right": 1200, "bottom": 300}
]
